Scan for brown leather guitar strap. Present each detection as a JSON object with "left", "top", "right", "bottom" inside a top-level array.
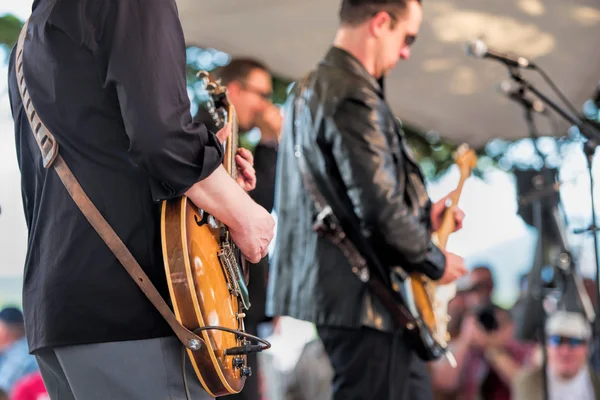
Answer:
[{"left": 15, "top": 20, "right": 205, "bottom": 351}]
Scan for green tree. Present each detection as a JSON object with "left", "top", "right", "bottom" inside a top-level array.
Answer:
[{"left": 0, "top": 13, "right": 23, "bottom": 57}]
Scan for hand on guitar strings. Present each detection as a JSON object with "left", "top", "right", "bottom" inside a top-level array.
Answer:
[
  {"left": 235, "top": 148, "right": 256, "bottom": 192},
  {"left": 438, "top": 250, "right": 467, "bottom": 285},
  {"left": 214, "top": 122, "right": 257, "bottom": 192},
  {"left": 229, "top": 208, "right": 275, "bottom": 263},
  {"left": 430, "top": 191, "right": 465, "bottom": 232}
]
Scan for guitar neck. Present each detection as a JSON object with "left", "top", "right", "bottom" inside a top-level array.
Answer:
[
  {"left": 223, "top": 105, "right": 238, "bottom": 179},
  {"left": 434, "top": 176, "right": 467, "bottom": 250}
]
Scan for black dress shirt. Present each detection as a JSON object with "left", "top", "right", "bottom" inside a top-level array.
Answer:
[{"left": 7, "top": 0, "right": 223, "bottom": 352}]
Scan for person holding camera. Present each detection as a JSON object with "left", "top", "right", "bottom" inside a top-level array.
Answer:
[{"left": 431, "top": 266, "right": 535, "bottom": 400}]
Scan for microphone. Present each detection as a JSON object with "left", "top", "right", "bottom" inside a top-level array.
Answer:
[
  {"left": 466, "top": 39, "right": 535, "bottom": 69},
  {"left": 498, "top": 81, "right": 547, "bottom": 114}
]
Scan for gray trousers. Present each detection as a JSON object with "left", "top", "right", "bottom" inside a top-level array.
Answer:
[{"left": 34, "top": 336, "right": 212, "bottom": 400}]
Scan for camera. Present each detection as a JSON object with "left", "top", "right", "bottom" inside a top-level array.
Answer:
[{"left": 475, "top": 302, "right": 499, "bottom": 332}]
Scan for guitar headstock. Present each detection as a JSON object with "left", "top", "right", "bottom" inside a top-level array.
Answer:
[
  {"left": 197, "top": 70, "right": 230, "bottom": 129},
  {"left": 454, "top": 144, "right": 477, "bottom": 179}
]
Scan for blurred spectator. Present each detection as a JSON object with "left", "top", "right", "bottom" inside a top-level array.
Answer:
[
  {"left": 284, "top": 338, "right": 332, "bottom": 400},
  {"left": 446, "top": 276, "right": 474, "bottom": 339},
  {"left": 513, "top": 311, "right": 600, "bottom": 400},
  {"left": 431, "top": 266, "right": 534, "bottom": 400},
  {"left": 10, "top": 372, "right": 47, "bottom": 400},
  {"left": 0, "top": 307, "right": 38, "bottom": 399}
]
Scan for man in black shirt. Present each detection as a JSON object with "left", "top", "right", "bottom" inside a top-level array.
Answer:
[
  {"left": 194, "top": 57, "right": 282, "bottom": 400},
  {"left": 7, "top": 0, "right": 274, "bottom": 399}
]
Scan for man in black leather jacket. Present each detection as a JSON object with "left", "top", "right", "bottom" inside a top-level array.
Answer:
[{"left": 266, "top": 0, "right": 468, "bottom": 399}]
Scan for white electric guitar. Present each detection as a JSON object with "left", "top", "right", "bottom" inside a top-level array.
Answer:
[{"left": 407, "top": 144, "right": 477, "bottom": 365}]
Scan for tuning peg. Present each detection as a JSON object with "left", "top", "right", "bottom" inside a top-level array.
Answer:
[
  {"left": 206, "top": 82, "right": 217, "bottom": 93},
  {"left": 454, "top": 143, "right": 469, "bottom": 156},
  {"left": 196, "top": 70, "right": 210, "bottom": 80}
]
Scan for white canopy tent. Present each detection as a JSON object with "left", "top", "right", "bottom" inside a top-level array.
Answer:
[
  {"left": 176, "top": 0, "right": 600, "bottom": 148},
  {"left": 178, "top": 0, "right": 600, "bottom": 146}
]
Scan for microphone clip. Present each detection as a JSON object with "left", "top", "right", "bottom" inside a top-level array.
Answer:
[{"left": 498, "top": 79, "right": 547, "bottom": 115}]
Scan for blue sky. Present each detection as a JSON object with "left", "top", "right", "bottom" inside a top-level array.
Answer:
[{"left": 0, "top": 0, "right": 598, "bottom": 307}]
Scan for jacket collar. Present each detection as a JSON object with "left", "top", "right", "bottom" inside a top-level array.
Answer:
[{"left": 321, "top": 46, "right": 385, "bottom": 98}]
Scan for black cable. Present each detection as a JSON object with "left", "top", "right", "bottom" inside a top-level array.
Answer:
[
  {"left": 181, "top": 325, "right": 271, "bottom": 400},
  {"left": 534, "top": 66, "right": 582, "bottom": 119}
]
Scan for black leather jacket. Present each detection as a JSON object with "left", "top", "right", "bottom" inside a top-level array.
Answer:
[{"left": 265, "top": 47, "right": 446, "bottom": 332}]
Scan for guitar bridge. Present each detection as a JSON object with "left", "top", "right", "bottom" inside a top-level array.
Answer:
[
  {"left": 218, "top": 241, "right": 251, "bottom": 310},
  {"left": 219, "top": 242, "right": 241, "bottom": 295}
]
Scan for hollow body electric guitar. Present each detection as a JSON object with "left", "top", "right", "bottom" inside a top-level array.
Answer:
[
  {"left": 161, "top": 71, "right": 265, "bottom": 397},
  {"left": 406, "top": 144, "right": 477, "bottom": 366}
]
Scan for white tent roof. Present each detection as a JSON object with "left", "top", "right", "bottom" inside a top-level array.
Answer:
[{"left": 176, "top": 0, "right": 600, "bottom": 148}]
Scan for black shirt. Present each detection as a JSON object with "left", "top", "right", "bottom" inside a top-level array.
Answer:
[{"left": 7, "top": 0, "right": 223, "bottom": 352}]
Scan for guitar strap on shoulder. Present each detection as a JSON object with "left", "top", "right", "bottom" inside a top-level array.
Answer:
[
  {"left": 291, "top": 76, "right": 417, "bottom": 330},
  {"left": 15, "top": 20, "right": 205, "bottom": 351}
]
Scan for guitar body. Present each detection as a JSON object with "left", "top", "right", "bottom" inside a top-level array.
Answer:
[
  {"left": 161, "top": 197, "right": 249, "bottom": 397},
  {"left": 408, "top": 273, "right": 457, "bottom": 348},
  {"left": 408, "top": 144, "right": 477, "bottom": 361},
  {"left": 160, "top": 71, "right": 252, "bottom": 397}
]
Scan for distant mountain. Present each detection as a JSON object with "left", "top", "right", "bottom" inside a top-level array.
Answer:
[{"left": 0, "top": 276, "right": 22, "bottom": 308}]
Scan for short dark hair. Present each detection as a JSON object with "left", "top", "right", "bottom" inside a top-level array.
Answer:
[
  {"left": 0, "top": 306, "right": 25, "bottom": 336},
  {"left": 339, "top": 0, "right": 421, "bottom": 27},
  {"left": 213, "top": 58, "right": 269, "bottom": 85}
]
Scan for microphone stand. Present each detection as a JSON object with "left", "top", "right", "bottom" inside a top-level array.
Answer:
[
  {"left": 573, "top": 144, "right": 600, "bottom": 371},
  {"left": 507, "top": 67, "right": 600, "bottom": 372},
  {"left": 507, "top": 68, "right": 600, "bottom": 146},
  {"left": 519, "top": 95, "right": 550, "bottom": 400}
]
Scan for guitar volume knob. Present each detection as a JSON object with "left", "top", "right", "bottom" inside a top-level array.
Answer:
[{"left": 232, "top": 357, "right": 245, "bottom": 369}]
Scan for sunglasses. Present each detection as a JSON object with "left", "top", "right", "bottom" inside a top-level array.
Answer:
[
  {"left": 382, "top": 12, "right": 417, "bottom": 47},
  {"left": 238, "top": 81, "right": 272, "bottom": 101},
  {"left": 548, "top": 335, "right": 586, "bottom": 347},
  {"left": 405, "top": 35, "right": 417, "bottom": 47}
]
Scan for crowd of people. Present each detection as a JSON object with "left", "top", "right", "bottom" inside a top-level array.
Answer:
[{"left": 0, "top": 307, "right": 47, "bottom": 400}]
